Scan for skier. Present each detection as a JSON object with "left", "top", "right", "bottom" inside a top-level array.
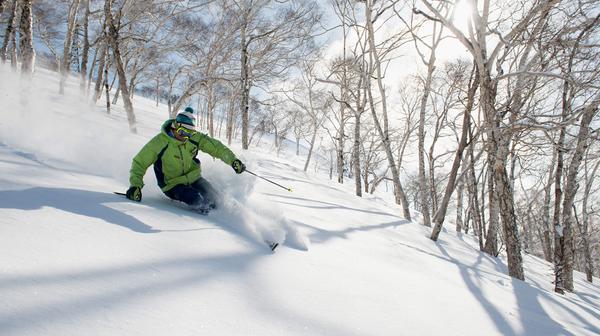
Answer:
[{"left": 125, "top": 107, "right": 246, "bottom": 213}]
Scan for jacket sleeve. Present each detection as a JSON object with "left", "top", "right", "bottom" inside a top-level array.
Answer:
[
  {"left": 192, "top": 133, "right": 237, "bottom": 166},
  {"left": 129, "top": 136, "right": 163, "bottom": 188}
]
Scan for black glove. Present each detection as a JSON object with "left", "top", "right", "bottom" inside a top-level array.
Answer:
[
  {"left": 126, "top": 186, "right": 142, "bottom": 202},
  {"left": 232, "top": 159, "right": 246, "bottom": 174}
]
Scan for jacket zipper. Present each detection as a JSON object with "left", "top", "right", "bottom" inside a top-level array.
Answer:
[{"left": 179, "top": 145, "right": 185, "bottom": 176}]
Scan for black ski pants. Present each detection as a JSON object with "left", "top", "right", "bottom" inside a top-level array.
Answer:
[{"left": 164, "top": 177, "right": 219, "bottom": 208}]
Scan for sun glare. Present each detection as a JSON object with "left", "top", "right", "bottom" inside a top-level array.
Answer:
[{"left": 452, "top": 0, "right": 473, "bottom": 34}]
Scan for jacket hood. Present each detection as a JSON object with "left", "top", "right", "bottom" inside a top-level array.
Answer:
[
  {"left": 161, "top": 119, "right": 175, "bottom": 135},
  {"left": 160, "top": 119, "right": 185, "bottom": 144}
]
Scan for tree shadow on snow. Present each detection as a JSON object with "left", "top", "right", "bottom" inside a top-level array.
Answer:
[
  {"left": 294, "top": 219, "right": 409, "bottom": 245},
  {"left": 264, "top": 192, "right": 396, "bottom": 217},
  {"left": 433, "top": 243, "right": 591, "bottom": 336},
  {"left": 0, "top": 187, "right": 158, "bottom": 233},
  {"left": 0, "top": 250, "right": 262, "bottom": 335}
]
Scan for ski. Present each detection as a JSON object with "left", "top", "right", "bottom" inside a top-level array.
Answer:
[{"left": 266, "top": 240, "right": 279, "bottom": 252}]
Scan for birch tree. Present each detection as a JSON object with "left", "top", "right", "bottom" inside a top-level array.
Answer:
[
  {"left": 284, "top": 60, "right": 331, "bottom": 172},
  {"left": 579, "top": 154, "right": 599, "bottom": 283},
  {"left": 362, "top": 0, "right": 412, "bottom": 220},
  {"left": 400, "top": 2, "right": 446, "bottom": 227},
  {"left": 552, "top": 10, "right": 600, "bottom": 293},
  {"left": 417, "top": 0, "right": 570, "bottom": 280},
  {"left": 59, "top": 0, "right": 81, "bottom": 94},
  {"left": 1, "top": 0, "right": 18, "bottom": 65},
  {"left": 19, "top": 0, "right": 35, "bottom": 75},
  {"left": 234, "top": 0, "right": 321, "bottom": 149},
  {"left": 170, "top": 4, "right": 238, "bottom": 134},
  {"left": 79, "top": 0, "right": 90, "bottom": 92},
  {"left": 430, "top": 61, "right": 479, "bottom": 240},
  {"left": 104, "top": 0, "right": 136, "bottom": 132}
]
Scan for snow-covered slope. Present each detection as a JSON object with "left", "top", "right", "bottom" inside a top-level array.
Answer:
[{"left": 1, "top": 66, "right": 599, "bottom": 336}]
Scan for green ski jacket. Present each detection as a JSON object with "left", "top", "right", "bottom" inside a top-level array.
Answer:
[{"left": 129, "top": 119, "right": 238, "bottom": 192}]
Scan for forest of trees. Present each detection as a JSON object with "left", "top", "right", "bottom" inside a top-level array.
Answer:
[{"left": 1, "top": 0, "right": 598, "bottom": 294}]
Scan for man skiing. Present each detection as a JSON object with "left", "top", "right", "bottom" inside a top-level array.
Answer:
[{"left": 125, "top": 107, "right": 246, "bottom": 213}]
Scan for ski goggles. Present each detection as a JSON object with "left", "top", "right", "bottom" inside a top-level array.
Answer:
[{"left": 176, "top": 125, "right": 197, "bottom": 139}]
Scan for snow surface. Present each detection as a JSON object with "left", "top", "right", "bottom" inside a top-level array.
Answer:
[{"left": 1, "top": 66, "right": 599, "bottom": 336}]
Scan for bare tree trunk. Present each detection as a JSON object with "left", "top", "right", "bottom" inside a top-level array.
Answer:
[
  {"left": 484, "top": 72, "right": 524, "bottom": 279},
  {"left": 59, "top": 0, "right": 81, "bottom": 94},
  {"left": 353, "top": 102, "right": 363, "bottom": 197},
  {"left": 430, "top": 68, "right": 478, "bottom": 240},
  {"left": 352, "top": 62, "right": 366, "bottom": 197},
  {"left": 207, "top": 82, "right": 215, "bottom": 136},
  {"left": 466, "top": 128, "right": 484, "bottom": 251},
  {"left": 494, "top": 151, "right": 524, "bottom": 280},
  {"left": 79, "top": 0, "right": 90, "bottom": 92},
  {"left": 463, "top": 205, "right": 470, "bottom": 234},
  {"left": 112, "top": 85, "right": 120, "bottom": 104},
  {"left": 336, "top": 68, "right": 346, "bottom": 184},
  {"left": 87, "top": 46, "right": 98, "bottom": 94},
  {"left": 94, "top": 39, "right": 107, "bottom": 102},
  {"left": 127, "top": 60, "right": 139, "bottom": 100},
  {"left": 574, "top": 202, "right": 593, "bottom": 283},
  {"left": 240, "top": 10, "right": 250, "bottom": 149},
  {"left": 541, "top": 149, "right": 557, "bottom": 262},
  {"left": 418, "top": 61, "right": 435, "bottom": 227},
  {"left": 484, "top": 158, "right": 499, "bottom": 255},
  {"left": 19, "top": 0, "right": 35, "bottom": 75},
  {"left": 553, "top": 114, "right": 567, "bottom": 293},
  {"left": 303, "top": 121, "right": 318, "bottom": 172},
  {"left": 336, "top": 12, "right": 349, "bottom": 185},
  {"left": 456, "top": 167, "right": 465, "bottom": 233},
  {"left": 580, "top": 159, "right": 600, "bottom": 282},
  {"left": 226, "top": 94, "right": 235, "bottom": 145},
  {"left": 336, "top": 117, "right": 345, "bottom": 184},
  {"left": 363, "top": 161, "right": 370, "bottom": 193},
  {"left": 554, "top": 14, "right": 600, "bottom": 293},
  {"left": 104, "top": 62, "right": 111, "bottom": 113},
  {"left": 104, "top": 0, "right": 136, "bottom": 133},
  {"left": 352, "top": 126, "right": 360, "bottom": 197},
  {"left": 364, "top": 0, "right": 410, "bottom": 220},
  {"left": 556, "top": 93, "right": 599, "bottom": 293},
  {"left": 155, "top": 76, "right": 160, "bottom": 107},
  {"left": 1, "top": 0, "right": 18, "bottom": 64}
]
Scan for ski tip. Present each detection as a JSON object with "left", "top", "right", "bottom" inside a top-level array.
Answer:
[
  {"left": 114, "top": 191, "right": 126, "bottom": 196},
  {"left": 265, "top": 241, "right": 279, "bottom": 252}
]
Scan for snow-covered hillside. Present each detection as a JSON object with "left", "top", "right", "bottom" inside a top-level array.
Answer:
[{"left": 1, "top": 67, "right": 599, "bottom": 335}]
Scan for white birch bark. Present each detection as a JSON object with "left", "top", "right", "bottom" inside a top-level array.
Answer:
[
  {"left": 104, "top": 0, "right": 136, "bottom": 133},
  {"left": 79, "top": 0, "right": 90, "bottom": 92},
  {"left": 1, "top": 0, "right": 18, "bottom": 64},
  {"left": 59, "top": 0, "right": 81, "bottom": 94},
  {"left": 19, "top": 0, "right": 35, "bottom": 75},
  {"left": 364, "top": 0, "right": 410, "bottom": 220}
]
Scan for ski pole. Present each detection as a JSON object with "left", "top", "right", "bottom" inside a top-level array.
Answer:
[{"left": 245, "top": 170, "right": 293, "bottom": 192}]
